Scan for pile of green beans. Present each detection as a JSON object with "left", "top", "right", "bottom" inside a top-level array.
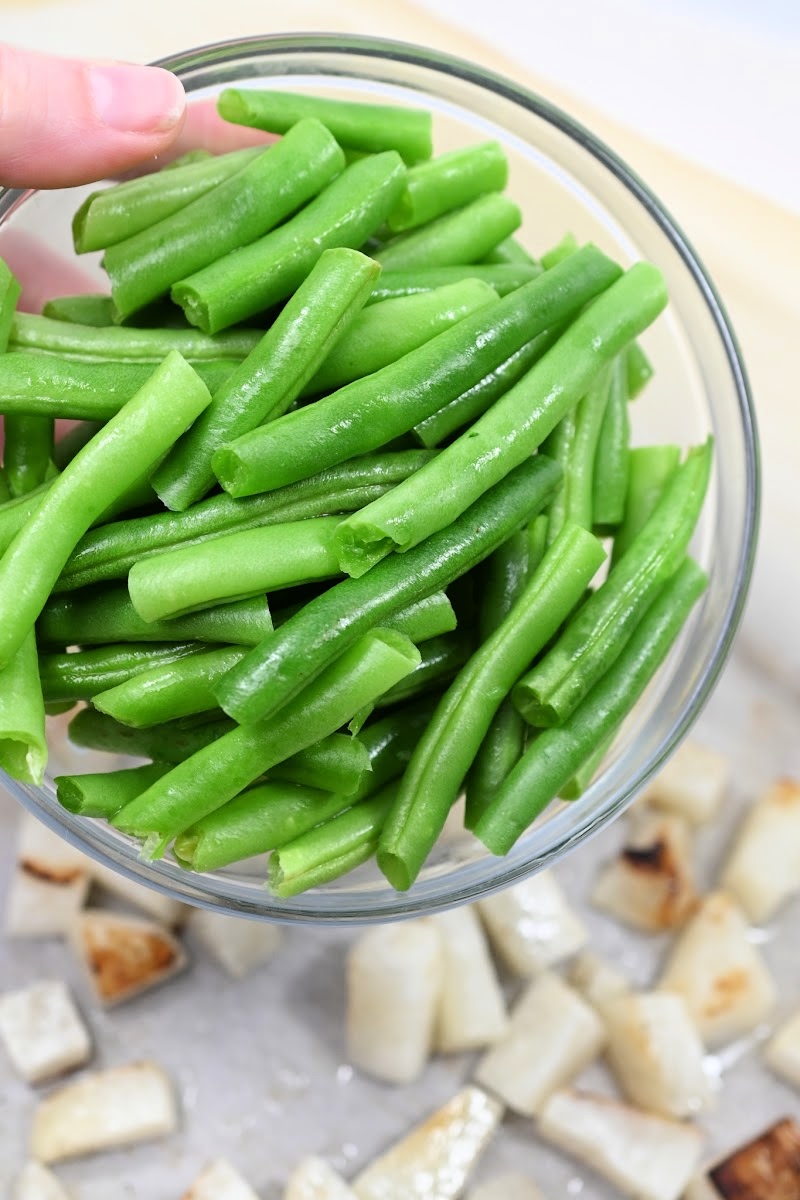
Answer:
[{"left": 0, "top": 86, "right": 712, "bottom": 895}]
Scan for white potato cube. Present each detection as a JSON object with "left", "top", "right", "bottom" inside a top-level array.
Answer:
[
  {"left": 70, "top": 909, "right": 187, "bottom": 1006},
  {"left": 591, "top": 811, "right": 697, "bottom": 932},
  {"left": 684, "top": 1118, "right": 800, "bottom": 1200},
  {"left": 474, "top": 971, "right": 605, "bottom": 1116},
  {"left": 353, "top": 1086, "right": 502, "bottom": 1200},
  {"left": 644, "top": 740, "right": 729, "bottom": 824},
  {"left": 0, "top": 980, "right": 90, "bottom": 1084},
  {"left": 6, "top": 815, "right": 90, "bottom": 938},
  {"left": 30, "top": 1061, "right": 177, "bottom": 1163},
  {"left": 764, "top": 1008, "right": 800, "bottom": 1089},
  {"left": 539, "top": 1088, "right": 703, "bottom": 1200},
  {"left": 183, "top": 1158, "right": 259, "bottom": 1200},
  {"left": 721, "top": 778, "right": 800, "bottom": 922},
  {"left": 346, "top": 919, "right": 441, "bottom": 1084},
  {"left": 431, "top": 905, "right": 508, "bottom": 1053},
  {"left": 604, "top": 991, "right": 714, "bottom": 1118},
  {"left": 469, "top": 1173, "right": 545, "bottom": 1200},
  {"left": 189, "top": 907, "right": 282, "bottom": 979},
  {"left": 477, "top": 871, "right": 586, "bottom": 976},
  {"left": 284, "top": 1158, "right": 357, "bottom": 1199},
  {"left": 12, "top": 1161, "right": 70, "bottom": 1199},
  {"left": 659, "top": 892, "right": 776, "bottom": 1046},
  {"left": 88, "top": 859, "right": 188, "bottom": 926},
  {"left": 568, "top": 951, "right": 631, "bottom": 1019}
]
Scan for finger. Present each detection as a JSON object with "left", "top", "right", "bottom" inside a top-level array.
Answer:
[{"left": 0, "top": 43, "right": 186, "bottom": 188}]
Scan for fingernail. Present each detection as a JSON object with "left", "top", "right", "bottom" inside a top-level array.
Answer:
[{"left": 89, "top": 64, "right": 185, "bottom": 134}]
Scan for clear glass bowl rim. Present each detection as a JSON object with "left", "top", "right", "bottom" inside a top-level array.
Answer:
[{"left": 0, "top": 31, "right": 759, "bottom": 924}]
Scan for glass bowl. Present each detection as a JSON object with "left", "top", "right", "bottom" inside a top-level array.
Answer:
[{"left": 0, "top": 33, "right": 757, "bottom": 924}]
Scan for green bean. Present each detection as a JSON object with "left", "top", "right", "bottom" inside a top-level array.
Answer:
[
  {"left": 481, "top": 236, "right": 537, "bottom": 266},
  {"left": 42, "top": 295, "right": 116, "bottom": 327},
  {"left": 39, "top": 587, "right": 272, "bottom": 649},
  {"left": 0, "top": 353, "right": 213, "bottom": 669},
  {"left": 0, "top": 632, "right": 47, "bottom": 785},
  {"left": 541, "top": 232, "right": 578, "bottom": 269},
  {"left": 301, "top": 279, "right": 498, "bottom": 397},
  {"left": 268, "top": 785, "right": 397, "bottom": 898},
  {"left": 1, "top": 258, "right": 21, "bottom": 349},
  {"left": 57, "top": 451, "right": 434, "bottom": 593},
  {"left": 10, "top": 313, "right": 260, "bottom": 363},
  {"left": 56, "top": 763, "right": 172, "bottom": 818},
  {"left": 214, "top": 455, "right": 562, "bottom": 726},
  {"left": 0, "top": 353, "right": 235, "bottom": 421},
  {"left": 172, "top": 153, "right": 407, "bottom": 334},
  {"left": 543, "top": 367, "right": 611, "bottom": 543},
  {"left": 477, "top": 530, "right": 531, "bottom": 641},
  {"left": 0, "top": 481, "right": 51, "bottom": 556},
  {"left": 592, "top": 355, "right": 630, "bottom": 527},
  {"left": 381, "top": 592, "right": 456, "bottom": 644},
  {"left": 271, "top": 735, "right": 370, "bottom": 795},
  {"left": 559, "top": 731, "right": 614, "bottom": 800},
  {"left": 153, "top": 249, "right": 379, "bottom": 510},
  {"left": 106, "top": 121, "right": 345, "bottom": 319},
  {"left": 174, "top": 781, "right": 357, "bottom": 872},
  {"left": 3, "top": 415, "right": 54, "bottom": 497},
  {"left": 626, "top": 340, "right": 655, "bottom": 398},
  {"left": 0, "top": 471, "right": 9, "bottom": 504},
  {"left": 376, "top": 631, "right": 472, "bottom": 708},
  {"left": 348, "top": 702, "right": 438, "bottom": 804},
  {"left": 527, "top": 513, "right": 549, "bottom": 574},
  {"left": 385, "top": 141, "right": 508, "bottom": 233},
  {"left": 465, "top": 701, "right": 527, "bottom": 826},
  {"left": 165, "top": 150, "right": 214, "bottom": 170},
  {"left": 513, "top": 439, "right": 712, "bottom": 728},
  {"left": 612, "top": 444, "right": 681, "bottom": 564},
  {"left": 217, "top": 88, "right": 432, "bottom": 165},
  {"left": 213, "top": 246, "right": 621, "bottom": 500},
  {"left": 375, "top": 194, "right": 521, "bottom": 271},
  {"left": 92, "top": 646, "right": 249, "bottom": 727},
  {"left": 112, "top": 628, "right": 420, "bottom": 855},
  {"left": 412, "top": 326, "right": 563, "bottom": 448},
  {"left": 378, "top": 523, "right": 605, "bottom": 889},
  {"left": 52, "top": 421, "right": 105, "bottom": 468},
  {"left": 475, "top": 558, "right": 708, "bottom": 854},
  {"left": 128, "top": 517, "right": 343, "bottom": 624},
  {"left": 366, "top": 264, "right": 540, "bottom": 305},
  {"left": 39, "top": 643, "right": 207, "bottom": 704},
  {"left": 335, "top": 263, "right": 665, "bottom": 577},
  {"left": 73, "top": 147, "right": 264, "bottom": 253}
]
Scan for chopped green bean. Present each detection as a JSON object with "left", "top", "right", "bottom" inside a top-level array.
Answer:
[
  {"left": 592, "top": 355, "right": 630, "bottom": 527},
  {"left": 39, "top": 642, "right": 208, "bottom": 703},
  {"left": 215, "top": 455, "right": 562, "bottom": 726},
  {"left": 153, "top": 248, "right": 379, "bottom": 510},
  {"left": 0, "top": 481, "right": 52, "bottom": 556},
  {"left": 57, "top": 450, "right": 433, "bottom": 593},
  {"left": 271, "top": 735, "right": 370, "bottom": 795},
  {"left": 0, "top": 632, "right": 47, "bottom": 785},
  {"left": 106, "top": 121, "right": 345, "bottom": 319},
  {"left": 129, "top": 517, "right": 343, "bottom": 624},
  {"left": 1, "top": 259, "right": 21, "bottom": 349},
  {"left": 386, "top": 141, "right": 508, "bottom": 232},
  {"left": 336, "top": 263, "right": 665, "bottom": 576},
  {"left": 0, "top": 353, "right": 234, "bottom": 421},
  {"left": 541, "top": 232, "right": 578, "bottom": 269},
  {"left": 10, "top": 313, "right": 260, "bottom": 363},
  {"left": 42, "top": 294, "right": 116, "bottom": 327},
  {"left": 174, "top": 781, "right": 357, "bottom": 872},
  {"left": 466, "top": 701, "right": 527, "bottom": 824},
  {"left": 172, "top": 153, "right": 407, "bottom": 334},
  {"left": 0, "top": 353, "right": 213, "bottom": 669},
  {"left": 543, "top": 366, "right": 611, "bottom": 543},
  {"left": 112, "top": 628, "right": 420, "bottom": 855},
  {"left": 218, "top": 88, "right": 432, "bottom": 165},
  {"left": 301, "top": 279, "right": 498, "bottom": 397},
  {"left": 376, "top": 631, "right": 472, "bottom": 708},
  {"left": 0, "top": 471, "right": 9, "bottom": 504},
  {"left": 612, "top": 444, "right": 681, "bottom": 563},
  {"left": 39, "top": 587, "right": 272, "bottom": 649},
  {"left": 269, "top": 785, "right": 397, "bottom": 898},
  {"left": 56, "top": 763, "right": 172, "bottom": 818},
  {"left": 348, "top": 702, "right": 438, "bottom": 804},
  {"left": 481, "top": 236, "right": 537, "bottom": 266},
  {"left": 626, "top": 340, "right": 655, "bottom": 398},
  {"left": 378, "top": 523, "right": 605, "bottom": 889},
  {"left": 213, "top": 246, "right": 620, "bottom": 500},
  {"left": 514, "top": 439, "right": 712, "bottom": 728},
  {"left": 559, "top": 731, "right": 615, "bottom": 800},
  {"left": 477, "top": 530, "right": 531, "bottom": 642},
  {"left": 381, "top": 592, "right": 457, "bottom": 644},
  {"left": 93, "top": 646, "right": 250, "bottom": 727},
  {"left": 3, "top": 415, "right": 54, "bottom": 497},
  {"left": 73, "top": 147, "right": 264, "bottom": 253},
  {"left": 475, "top": 558, "right": 707, "bottom": 854},
  {"left": 375, "top": 194, "right": 521, "bottom": 270},
  {"left": 366, "top": 264, "right": 541, "bottom": 304}
]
